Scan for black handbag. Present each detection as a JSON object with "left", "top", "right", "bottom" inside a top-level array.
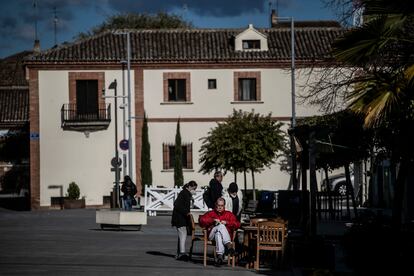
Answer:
[
  {"left": 132, "top": 198, "right": 137, "bottom": 206},
  {"left": 186, "top": 216, "right": 193, "bottom": 236}
]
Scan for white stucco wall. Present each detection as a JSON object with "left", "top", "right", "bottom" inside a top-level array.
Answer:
[
  {"left": 38, "top": 70, "right": 135, "bottom": 206},
  {"left": 37, "top": 66, "right": 326, "bottom": 207},
  {"left": 143, "top": 68, "right": 322, "bottom": 192},
  {"left": 147, "top": 121, "right": 292, "bottom": 191},
  {"left": 144, "top": 68, "right": 317, "bottom": 119},
  {"left": 234, "top": 25, "right": 269, "bottom": 51}
]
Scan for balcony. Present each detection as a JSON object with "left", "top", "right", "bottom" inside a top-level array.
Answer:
[{"left": 61, "top": 103, "right": 111, "bottom": 131}]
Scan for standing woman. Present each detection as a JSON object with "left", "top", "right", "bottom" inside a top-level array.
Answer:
[
  {"left": 171, "top": 180, "right": 198, "bottom": 261},
  {"left": 224, "top": 182, "right": 243, "bottom": 221}
]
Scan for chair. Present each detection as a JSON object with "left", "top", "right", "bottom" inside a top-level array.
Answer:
[
  {"left": 189, "top": 214, "right": 211, "bottom": 265},
  {"left": 255, "top": 220, "right": 287, "bottom": 271},
  {"left": 188, "top": 214, "right": 236, "bottom": 267},
  {"left": 250, "top": 218, "right": 268, "bottom": 226},
  {"left": 243, "top": 200, "right": 258, "bottom": 216}
]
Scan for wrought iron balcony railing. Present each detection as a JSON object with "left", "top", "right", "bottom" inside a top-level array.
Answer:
[{"left": 61, "top": 103, "right": 111, "bottom": 130}]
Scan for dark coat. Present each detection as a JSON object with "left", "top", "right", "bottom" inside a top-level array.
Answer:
[
  {"left": 121, "top": 181, "right": 137, "bottom": 199},
  {"left": 209, "top": 178, "right": 223, "bottom": 207},
  {"left": 171, "top": 188, "right": 192, "bottom": 227}
]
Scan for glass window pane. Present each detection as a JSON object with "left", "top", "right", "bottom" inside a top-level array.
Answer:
[{"left": 239, "top": 78, "right": 256, "bottom": 101}]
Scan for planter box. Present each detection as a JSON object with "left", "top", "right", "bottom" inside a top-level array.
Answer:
[
  {"left": 96, "top": 209, "right": 147, "bottom": 230},
  {"left": 64, "top": 198, "right": 85, "bottom": 209}
]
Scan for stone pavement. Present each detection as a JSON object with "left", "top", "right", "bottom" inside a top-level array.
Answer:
[{"left": 0, "top": 208, "right": 300, "bottom": 276}]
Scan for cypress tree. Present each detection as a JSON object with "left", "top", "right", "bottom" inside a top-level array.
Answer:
[
  {"left": 174, "top": 119, "right": 184, "bottom": 187},
  {"left": 140, "top": 113, "right": 152, "bottom": 194}
]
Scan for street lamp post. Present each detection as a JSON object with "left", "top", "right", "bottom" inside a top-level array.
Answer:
[
  {"left": 277, "top": 16, "right": 297, "bottom": 190},
  {"left": 290, "top": 17, "right": 297, "bottom": 191},
  {"left": 126, "top": 32, "right": 133, "bottom": 180},
  {"left": 120, "top": 60, "right": 127, "bottom": 178}
]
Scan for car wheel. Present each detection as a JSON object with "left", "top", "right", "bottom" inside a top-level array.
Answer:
[{"left": 336, "top": 183, "right": 347, "bottom": 196}]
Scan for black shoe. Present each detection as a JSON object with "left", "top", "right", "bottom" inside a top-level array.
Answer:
[
  {"left": 215, "top": 254, "right": 223, "bottom": 266},
  {"left": 177, "top": 254, "right": 189, "bottom": 261}
]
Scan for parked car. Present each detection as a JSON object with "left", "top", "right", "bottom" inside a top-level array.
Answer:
[{"left": 321, "top": 174, "right": 354, "bottom": 196}]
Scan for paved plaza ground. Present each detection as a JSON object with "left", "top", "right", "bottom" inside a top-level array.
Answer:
[{"left": 0, "top": 208, "right": 304, "bottom": 276}]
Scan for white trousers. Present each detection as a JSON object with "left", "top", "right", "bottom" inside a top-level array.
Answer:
[
  {"left": 208, "top": 223, "right": 231, "bottom": 255},
  {"left": 177, "top": 226, "right": 187, "bottom": 254}
]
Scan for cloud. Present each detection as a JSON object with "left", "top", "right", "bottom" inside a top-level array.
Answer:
[{"left": 106, "top": 0, "right": 289, "bottom": 17}]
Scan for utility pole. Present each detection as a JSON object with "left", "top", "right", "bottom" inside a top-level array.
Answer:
[
  {"left": 290, "top": 17, "right": 297, "bottom": 191},
  {"left": 113, "top": 31, "right": 133, "bottom": 181},
  {"left": 126, "top": 32, "right": 133, "bottom": 179},
  {"left": 104, "top": 80, "right": 126, "bottom": 208},
  {"left": 275, "top": 16, "right": 297, "bottom": 190},
  {"left": 121, "top": 61, "right": 127, "bottom": 178}
]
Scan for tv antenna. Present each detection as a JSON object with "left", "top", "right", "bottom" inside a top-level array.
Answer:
[
  {"left": 33, "top": 0, "right": 38, "bottom": 41},
  {"left": 53, "top": 6, "right": 58, "bottom": 46}
]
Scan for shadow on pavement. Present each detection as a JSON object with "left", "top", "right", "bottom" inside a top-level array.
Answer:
[{"left": 146, "top": 251, "right": 176, "bottom": 258}]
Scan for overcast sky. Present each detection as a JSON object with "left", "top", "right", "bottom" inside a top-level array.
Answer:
[{"left": 0, "top": 0, "right": 339, "bottom": 58}]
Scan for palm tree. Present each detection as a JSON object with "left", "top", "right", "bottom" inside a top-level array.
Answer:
[{"left": 332, "top": 0, "right": 414, "bottom": 228}]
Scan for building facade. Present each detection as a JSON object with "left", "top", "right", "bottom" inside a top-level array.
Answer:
[{"left": 25, "top": 24, "right": 344, "bottom": 209}]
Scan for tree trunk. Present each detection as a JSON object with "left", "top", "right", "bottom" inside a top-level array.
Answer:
[
  {"left": 345, "top": 163, "right": 358, "bottom": 219},
  {"left": 244, "top": 170, "right": 247, "bottom": 205},
  {"left": 251, "top": 171, "right": 256, "bottom": 201},
  {"left": 290, "top": 133, "right": 298, "bottom": 190},
  {"left": 392, "top": 160, "right": 409, "bottom": 230},
  {"left": 234, "top": 171, "right": 237, "bottom": 183}
]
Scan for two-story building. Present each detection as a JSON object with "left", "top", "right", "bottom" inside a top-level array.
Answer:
[{"left": 25, "top": 23, "right": 344, "bottom": 209}]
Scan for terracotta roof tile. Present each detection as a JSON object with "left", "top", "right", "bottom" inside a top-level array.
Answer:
[
  {"left": 0, "top": 89, "right": 29, "bottom": 127},
  {"left": 0, "top": 51, "right": 32, "bottom": 86},
  {"left": 26, "top": 27, "right": 345, "bottom": 63}
]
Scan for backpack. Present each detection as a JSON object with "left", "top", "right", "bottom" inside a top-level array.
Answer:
[{"left": 202, "top": 187, "right": 213, "bottom": 208}]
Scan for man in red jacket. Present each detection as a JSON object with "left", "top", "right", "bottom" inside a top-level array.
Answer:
[{"left": 199, "top": 197, "right": 240, "bottom": 265}]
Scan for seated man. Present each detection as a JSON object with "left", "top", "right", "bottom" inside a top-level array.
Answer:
[{"left": 199, "top": 197, "right": 240, "bottom": 265}]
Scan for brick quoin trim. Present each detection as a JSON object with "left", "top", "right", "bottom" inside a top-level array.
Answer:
[
  {"left": 68, "top": 72, "right": 105, "bottom": 107},
  {"left": 135, "top": 68, "right": 144, "bottom": 195},
  {"left": 163, "top": 72, "right": 191, "bottom": 102},
  {"left": 28, "top": 69, "right": 40, "bottom": 210},
  {"left": 233, "top": 71, "right": 261, "bottom": 101}
]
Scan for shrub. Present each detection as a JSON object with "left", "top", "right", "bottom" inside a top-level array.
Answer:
[{"left": 67, "top": 182, "right": 80, "bottom": 200}]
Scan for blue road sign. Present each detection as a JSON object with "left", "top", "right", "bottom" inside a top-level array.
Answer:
[{"left": 119, "top": 139, "right": 129, "bottom": 150}]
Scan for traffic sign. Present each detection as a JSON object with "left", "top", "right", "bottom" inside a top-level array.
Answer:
[
  {"left": 111, "top": 157, "right": 122, "bottom": 167},
  {"left": 119, "top": 139, "right": 129, "bottom": 150}
]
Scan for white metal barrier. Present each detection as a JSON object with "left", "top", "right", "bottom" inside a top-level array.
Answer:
[{"left": 144, "top": 185, "right": 208, "bottom": 216}]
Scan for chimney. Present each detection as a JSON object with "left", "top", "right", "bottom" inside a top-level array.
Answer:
[
  {"left": 33, "top": 39, "right": 41, "bottom": 53},
  {"left": 270, "top": 9, "right": 278, "bottom": 27}
]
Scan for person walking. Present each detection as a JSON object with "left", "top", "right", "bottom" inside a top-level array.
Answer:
[
  {"left": 199, "top": 197, "right": 240, "bottom": 265},
  {"left": 121, "top": 175, "right": 137, "bottom": 211},
  {"left": 171, "top": 180, "right": 198, "bottom": 261}
]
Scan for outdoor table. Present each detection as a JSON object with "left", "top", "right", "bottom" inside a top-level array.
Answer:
[{"left": 240, "top": 225, "right": 258, "bottom": 268}]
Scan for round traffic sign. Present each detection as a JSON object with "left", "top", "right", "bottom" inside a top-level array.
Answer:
[
  {"left": 119, "top": 139, "right": 129, "bottom": 150},
  {"left": 111, "top": 157, "right": 122, "bottom": 167}
]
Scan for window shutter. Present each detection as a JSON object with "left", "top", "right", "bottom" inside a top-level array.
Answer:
[
  {"left": 187, "top": 144, "right": 193, "bottom": 169},
  {"left": 163, "top": 144, "right": 169, "bottom": 170}
]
